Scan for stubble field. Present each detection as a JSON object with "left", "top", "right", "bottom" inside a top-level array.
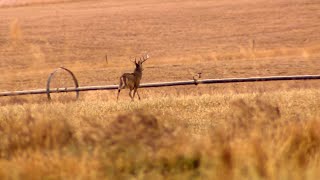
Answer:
[{"left": 0, "top": 0, "right": 320, "bottom": 179}]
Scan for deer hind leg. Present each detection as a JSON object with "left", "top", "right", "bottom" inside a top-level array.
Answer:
[
  {"left": 117, "top": 77, "right": 125, "bottom": 101},
  {"left": 117, "top": 89, "right": 121, "bottom": 101}
]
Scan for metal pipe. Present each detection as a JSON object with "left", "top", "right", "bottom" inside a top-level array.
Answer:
[
  {"left": 141, "top": 75, "right": 320, "bottom": 88},
  {"left": 46, "top": 67, "right": 80, "bottom": 100},
  {"left": 0, "top": 75, "right": 320, "bottom": 98}
]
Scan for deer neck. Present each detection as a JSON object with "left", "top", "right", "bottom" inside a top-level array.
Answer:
[{"left": 133, "top": 68, "right": 142, "bottom": 79}]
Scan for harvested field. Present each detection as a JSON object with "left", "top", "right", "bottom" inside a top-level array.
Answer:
[{"left": 0, "top": 0, "right": 320, "bottom": 179}]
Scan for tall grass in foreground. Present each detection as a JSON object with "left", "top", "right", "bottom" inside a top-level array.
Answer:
[{"left": 0, "top": 89, "right": 320, "bottom": 179}]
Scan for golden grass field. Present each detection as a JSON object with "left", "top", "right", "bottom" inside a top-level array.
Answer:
[{"left": 0, "top": 0, "right": 320, "bottom": 179}]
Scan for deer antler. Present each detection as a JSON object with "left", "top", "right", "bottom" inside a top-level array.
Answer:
[
  {"left": 141, "top": 54, "right": 149, "bottom": 63},
  {"left": 130, "top": 57, "right": 137, "bottom": 64}
]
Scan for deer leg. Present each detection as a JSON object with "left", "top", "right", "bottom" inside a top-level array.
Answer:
[
  {"left": 136, "top": 89, "right": 141, "bottom": 100},
  {"left": 117, "top": 89, "right": 121, "bottom": 101},
  {"left": 133, "top": 88, "right": 137, "bottom": 100},
  {"left": 117, "top": 77, "right": 124, "bottom": 101},
  {"left": 129, "top": 89, "right": 134, "bottom": 101}
]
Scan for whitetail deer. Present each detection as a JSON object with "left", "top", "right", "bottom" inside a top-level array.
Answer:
[{"left": 117, "top": 54, "right": 149, "bottom": 101}]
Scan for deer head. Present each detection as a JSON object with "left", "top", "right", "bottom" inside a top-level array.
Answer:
[{"left": 130, "top": 54, "right": 149, "bottom": 71}]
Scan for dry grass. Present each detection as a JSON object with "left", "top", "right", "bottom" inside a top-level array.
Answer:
[
  {"left": 0, "top": 90, "right": 320, "bottom": 179},
  {"left": 0, "top": 0, "right": 320, "bottom": 179}
]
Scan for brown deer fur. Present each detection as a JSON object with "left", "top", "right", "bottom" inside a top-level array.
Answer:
[{"left": 117, "top": 54, "right": 149, "bottom": 101}]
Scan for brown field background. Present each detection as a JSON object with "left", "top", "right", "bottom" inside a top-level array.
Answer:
[
  {"left": 0, "top": 0, "right": 320, "bottom": 91},
  {"left": 0, "top": 0, "right": 320, "bottom": 179}
]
